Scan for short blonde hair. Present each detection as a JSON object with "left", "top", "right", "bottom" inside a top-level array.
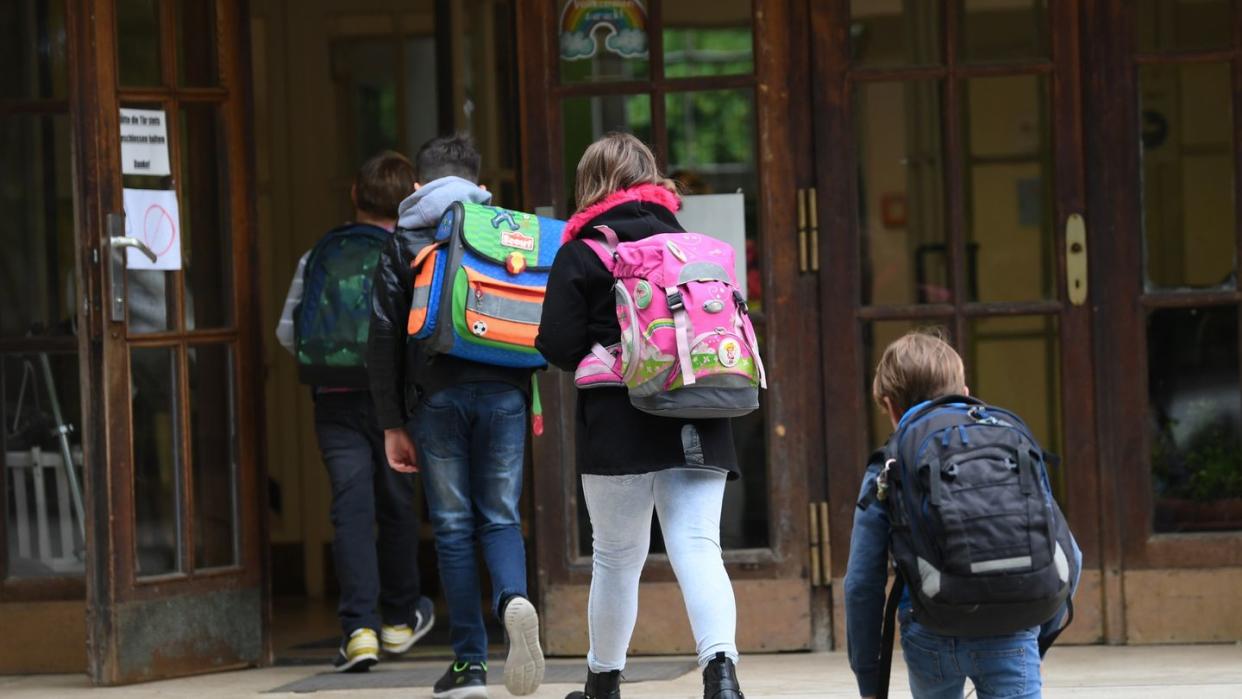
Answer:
[
  {"left": 872, "top": 330, "right": 966, "bottom": 414},
  {"left": 574, "top": 132, "right": 674, "bottom": 210}
]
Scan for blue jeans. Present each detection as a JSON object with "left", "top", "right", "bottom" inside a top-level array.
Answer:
[
  {"left": 413, "top": 382, "right": 529, "bottom": 662},
  {"left": 900, "top": 612, "right": 1042, "bottom": 699},
  {"left": 313, "top": 391, "right": 421, "bottom": 636}
]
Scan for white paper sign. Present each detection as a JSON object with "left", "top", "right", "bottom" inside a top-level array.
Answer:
[
  {"left": 122, "top": 188, "right": 182, "bottom": 270},
  {"left": 678, "top": 193, "right": 748, "bottom": 299},
  {"left": 119, "top": 108, "right": 171, "bottom": 176}
]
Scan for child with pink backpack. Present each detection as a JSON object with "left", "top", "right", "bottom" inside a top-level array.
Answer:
[{"left": 536, "top": 133, "right": 760, "bottom": 699}]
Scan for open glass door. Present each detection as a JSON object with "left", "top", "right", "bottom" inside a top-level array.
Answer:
[
  {"left": 519, "top": 0, "right": 819, "bottom": 654},
  {"left": 76, "top": 0, "right": 266, "bottom": 684}
]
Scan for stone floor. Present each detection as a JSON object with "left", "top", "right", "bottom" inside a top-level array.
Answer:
[{"left": 2, "top": 644, "right": 1241, "bottom": 698}]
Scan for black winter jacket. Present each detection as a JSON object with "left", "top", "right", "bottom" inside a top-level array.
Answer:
[
  {"left": 367, "top": 226, "right": 532, "bottom": 430},
  {"left": 535, "top": 188, "right": 739, "bottom": 479}
]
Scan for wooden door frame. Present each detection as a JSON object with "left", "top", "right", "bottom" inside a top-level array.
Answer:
[
  {"left": 516, "top": 0, "right": 821, "bottom": 654},
  {"left": 74, "top": 0, "right": 268, "bottom": 684},
  {"left": 811, "top": 0, "right": 1105, "bottom": 646}
]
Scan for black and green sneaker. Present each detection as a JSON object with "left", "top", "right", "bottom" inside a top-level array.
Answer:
[{"left": 432, "top": 660, "right": 489, "bottom": 699}]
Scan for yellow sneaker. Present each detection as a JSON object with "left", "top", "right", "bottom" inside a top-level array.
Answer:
[
  {"left": 382, "top": 596, "right": 436, "bottom": 655},
  {"left": 333, "top": 627, "right": 379, "bottom": 673}
]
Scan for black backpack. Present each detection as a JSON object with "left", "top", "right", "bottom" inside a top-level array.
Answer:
[{"left": 868, "top": 396, "right": 1077, "bottom": 697}]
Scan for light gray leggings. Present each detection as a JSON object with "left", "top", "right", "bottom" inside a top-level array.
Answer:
[{"left": 581, "top": 468, "right": 739, "bottom": 672}]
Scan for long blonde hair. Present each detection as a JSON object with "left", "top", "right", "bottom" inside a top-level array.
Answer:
[{"left": 574, "top": 132, "right": 674, "bottom": 210}]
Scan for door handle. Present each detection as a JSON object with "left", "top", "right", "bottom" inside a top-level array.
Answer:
[
  {"left": 106, "top": 213, "right": 158, "bottom": 322},
  {"left": 110, "top": 235, "right": 157, "bottom": 263},
  {"left": 1065, "top": 214, "right": 1087, "bottom": 306}
]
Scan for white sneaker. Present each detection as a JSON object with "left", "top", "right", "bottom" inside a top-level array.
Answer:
[{"left": 501, "top": 597, "right": 545, "bottom": 696}]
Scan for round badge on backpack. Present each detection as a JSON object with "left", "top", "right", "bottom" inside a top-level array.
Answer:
[
  {"left": 634, "top": 280, "right": 653, "bottom": 309},
  {"left": 718, "top": 338, "right": 741, "bottom": 367}
]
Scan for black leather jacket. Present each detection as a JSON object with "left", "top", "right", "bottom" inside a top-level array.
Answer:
[{"left": 366, "top": 226, "right": 531, "bottom": 430}]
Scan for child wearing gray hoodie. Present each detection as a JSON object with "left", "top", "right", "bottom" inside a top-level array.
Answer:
[{"left": 367, "top": 134, "right": 545, "bottom": 699}]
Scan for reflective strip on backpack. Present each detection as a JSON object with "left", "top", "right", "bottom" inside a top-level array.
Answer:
[
  {"left": 466, "top": 290, "right": 543, "bottom": 324},
  {"left": 407, "top": 243, "right": 442, "bottom": 335}
]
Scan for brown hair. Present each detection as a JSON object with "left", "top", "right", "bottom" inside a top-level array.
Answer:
[
  {"left": 574, "top": 132, "right": 675, "bottom": 210},
  {"left": 354, "top": 150, "right": 416, "bottom": 219},
  {"left": 872, "top": 330, "right": 966, "bottom": 415}
]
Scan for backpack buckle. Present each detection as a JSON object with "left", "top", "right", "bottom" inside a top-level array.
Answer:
[
  {"left": 732, "top": 289, "right": 749, "bottom": 313},
  {"left": 666, "top": 290, "right": 685, "bottom": 311},
  {"left": 877, "top": 458, "right": 896, "bottom": 501}
]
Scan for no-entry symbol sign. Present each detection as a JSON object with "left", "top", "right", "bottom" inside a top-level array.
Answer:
[{"left": 123, "top": 188, "right": 182, "bottom": 270}]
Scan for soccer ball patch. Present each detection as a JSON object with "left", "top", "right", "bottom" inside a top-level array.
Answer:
[{"left": 471, "top": 320, "right": 489, "bottom": 336}]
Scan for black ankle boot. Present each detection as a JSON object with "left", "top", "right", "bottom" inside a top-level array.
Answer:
[
  {"left": 703, "top": 652, "right": 744, "bottom": 699},
  {"left": 564, "top": 668, "right": 621, "bottom": 699}
]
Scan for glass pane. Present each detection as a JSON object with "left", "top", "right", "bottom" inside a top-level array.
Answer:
[
  {"left": 863, "top": 321, "right": 954, "bottom": 445},
  {"left": 176, "top": 0, "right": 219, "bottom": 86},
  {"left": 189, "top": 345, "right": 237, "bottom": 569},
  {"left": 666, "top": 88, "right": 760, "bottom": 302},
  {"left": 561, "top": 94, "right": 652, "bottom": 208},
  {"left": 850, "top": 0, "right": 941, "bottom": 67},
  {"left": 1137, "top": 0, "right": 1233, "bottom": 53},
  {"left": 559, "top": 0, "right": 650, "bottom": 83},
  {"left": 181, "top": 105, "right": 233, "bottom": 330},
  {"left": 1149, "top": 306, "right": 1242, "bottom": 533},
  {"left": 967, "top": 315, "right": 1064, "bottom": 498},
  {"left": 0, "top": 0, "right": 68, "bottom": 99},
  {"left": 855, "top": 81, "right": 947, "bottom": 305},
  {"left": 1140, "top": 62, "right": 1236, "bottom": 291},
  {"left": 3, "top": 351, "right": 84, "bottom": 579},
  {"left": 403, "top": 36, "right": 440, "bottom": 168},
  {"left": 963, "top": 74, "right": 1055, "bottom": 302},
  {"left": 961, "top": 0, "right": 1049, "bottom": 62},
  {"left": 131, "top": 346, "right": 183, "bottom": 576},
  {"left": 116, "top": 0, "right": 163, "bottom": 87},
  {"left": 663, "top": 0, "right": 753, "bottom": 77},
  {"left": 0, "top": 114, "right": 76, "bottom": 338}
]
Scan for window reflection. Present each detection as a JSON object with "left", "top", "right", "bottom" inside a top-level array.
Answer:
[
  {"left": 1137, "top": 0, "right": 1232, "bottom": 53},
  {"left": 1149, "top": 306, "right": 1242, "bottom": 533},
  {"left": 1140, "top": 62, "right": 1236, "bottom": 291},
  {"left": 663, "top": 0, "right": 753, "bottom": 77},
  {"left": 116, "top": 0, "right": 163, "bottom": 86},
  {"left": 960, "top": 0, "right": 1049, "bottom": 62},
  {"left": 963, "top": 74, "right": 1055, "bottom": 302},
  {"left": 0, "top": 0, "right": 68, "bottom": 100},
  {"left": 190, "top": 345, "right": 238, "bottom": 569},
  {"left": 855, "top": 81, "right": 947, "bottom": 305},
  {"left": 132, "top": 347, "right": 183, "bottom": 576},
  {"left": 561, "top": 94, "right": 652, "bottom": 208},
  {"left": 3, "top": 352, "right": 84, "bottom": 578},
  {"left": 850, "top": 0, "right": 941, "bottom": 66}
]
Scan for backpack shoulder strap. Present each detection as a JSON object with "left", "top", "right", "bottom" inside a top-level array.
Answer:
[
  {"left": 581, "top": 225, "right": 620, "bottom": 271},
  {"left": 1038, "top": 598, "right": 1074, "bottom": 658},
  {"left": 876, "top": 572, "right": 905, "bottom": 699}
]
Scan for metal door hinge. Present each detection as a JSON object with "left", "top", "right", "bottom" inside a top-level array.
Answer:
[
  {"left": 797, "top": 187, "right": 820, "bottom": 274},
  {"left": 808, "top": 500, "right": 831, "bottom": 587}
]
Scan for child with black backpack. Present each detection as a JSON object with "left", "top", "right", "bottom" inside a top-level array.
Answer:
[
  {"left": 276, "top": 151, "right": 434, "bottom": 672},
  {"left": 845, "top": 330, "right": 1081, "bottom": 699}
]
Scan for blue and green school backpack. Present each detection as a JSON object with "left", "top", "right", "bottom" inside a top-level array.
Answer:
[
  {"left": 294, "top": 223, "right": 389, "bottom": 387},
  {"left": 406, "top": 202, "right": 564, "bottom": 369}
]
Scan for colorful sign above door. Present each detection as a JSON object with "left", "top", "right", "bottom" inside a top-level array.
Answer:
[{"left": 560, "top": 0, "right": 648, "bottom": 60}]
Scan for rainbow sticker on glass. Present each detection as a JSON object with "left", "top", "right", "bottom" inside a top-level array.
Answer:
[{"left": 560, "top": 0, "right": 648, "bottom": 60}]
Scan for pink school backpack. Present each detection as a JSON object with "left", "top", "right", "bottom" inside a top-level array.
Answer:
[{"left": 574, "top": 225, "right": 766, "bottom": 418}]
